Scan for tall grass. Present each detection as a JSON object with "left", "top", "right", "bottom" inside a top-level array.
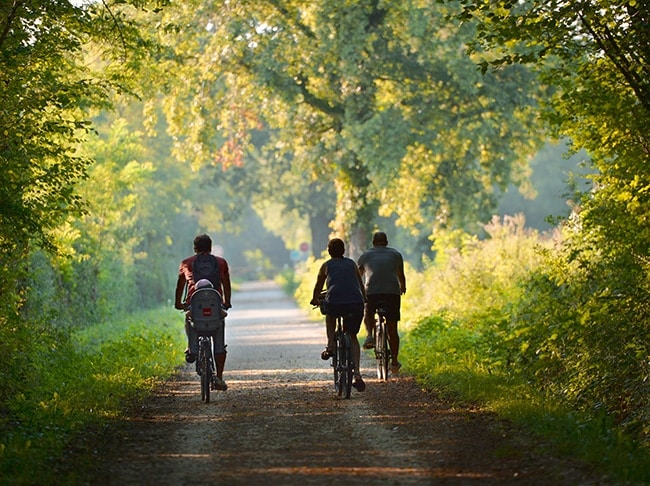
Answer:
[
  {"left": 397, "top": 215, "right": 650, "bottom": 483},
  {"left": 0, "top": 307, "right": 185, "bottom": 485}
]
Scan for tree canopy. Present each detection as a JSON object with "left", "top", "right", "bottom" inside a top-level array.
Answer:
[{"left": 144, "top": 0, "right": 545, "bottom": 254}]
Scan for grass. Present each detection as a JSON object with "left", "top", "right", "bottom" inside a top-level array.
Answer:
[
  {"left": 399, "top": 317, "right": 650, "bottom": 484},
  {"left": 0, "top": 306, "right": 186, "bottom": 485}
]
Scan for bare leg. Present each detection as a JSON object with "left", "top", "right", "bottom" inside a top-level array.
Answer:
[
  {"left": 362, "top": 309, "right": 375, "bottom": 349},
  {"left": 386, "top": 320, "right": 400, "bottom": 366},
  {"left": 214, "top": 353, "right": 226, "bottom": 379},
  {"left": 350, "top": 335, "right": 361, "bottom": 377},
  {"left": 363, "top": 310, "right": 374, "bottom": 337},
  {"left": 325, "top": 314, "right": 336, "bottom": 350}
]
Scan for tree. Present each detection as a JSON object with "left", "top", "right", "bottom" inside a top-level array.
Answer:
[
  {"left": 0, "top": 0, "right": 167, "bottom": 404},
  {"left": 1, "top": 2, "right": 93, "bottom": 263},
  {"left": 0, "top": 1, "right": 161, "bottom": 259},
  {"left": 457, "top": 0, "right": 650, "bottom": 438},
  {"left": 456, "top": 0, "right": 650, "bottom": 296},
  {"left": 144, "top": 0, "right": 545, "bottom": 257}
]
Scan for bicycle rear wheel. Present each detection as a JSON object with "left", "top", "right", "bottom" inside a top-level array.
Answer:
[
  {"left": 199, "top": 341, "right": 211, "bottom": 403},
  {"left": 331, "top": 350, "right": 339, "bottom": 393},
  {"left": 375, "top": 320, "right": 389, "bottom": 381},
  {"left": 334, "top": 330, "right": 345, "bottom": 396},
  {"left": 343, "top": 333, "right": 353, "bottom": 399}
]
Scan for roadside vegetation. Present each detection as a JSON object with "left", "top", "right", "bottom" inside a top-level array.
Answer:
[
  {"left": 400, "top": 219, "right": 650, "bottom": 483},
  {"left": 0, "top": 308, "right": 185, "bottom": 484}
]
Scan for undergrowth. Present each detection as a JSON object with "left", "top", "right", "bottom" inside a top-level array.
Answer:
[
  {"left": 396, "top": 216, "right": 650, "bottom": 483},
  {"left": 0, "top": 306, "right": 185, "bottom": 485},
  {"left": 400, "top": 314, "right": 650, "bottom": 483}
]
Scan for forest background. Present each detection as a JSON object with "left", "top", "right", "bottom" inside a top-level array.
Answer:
[{"left": 1, "top": 0, "right": 649, "bottom": 482}]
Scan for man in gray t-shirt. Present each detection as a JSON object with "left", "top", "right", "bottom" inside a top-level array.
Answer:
[{"left": 357, "top": 231, "right": 406, "bottom": 374}]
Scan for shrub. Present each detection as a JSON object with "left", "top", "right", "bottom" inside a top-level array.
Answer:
[
  {"left": 399, "top": 215, "right": 650, "bottom": 480},
  {"left": 506, "top": 226, "right": 650, "bottom": 443},
  {"left": 0, "top": 307, "right": 185, "bottom": 484}
]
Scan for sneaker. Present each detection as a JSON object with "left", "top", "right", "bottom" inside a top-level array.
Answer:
[
  {"left": 353, "top": 376, "right": 366, "bottom": 392},
  {"left": 391, "top": 361, "right": 402, "bottom": 374},
  {"left": 363, "top": 336, "right": 375, "bottom": 349},
  {"left": 185, "top": 349, "right": 196, "bottom": 363},
  {"left": 212, "top": 376, "right": 228, "bottom": 391},
  {"left": 320, "top": 348, "right": 333, "bottom": 360}
]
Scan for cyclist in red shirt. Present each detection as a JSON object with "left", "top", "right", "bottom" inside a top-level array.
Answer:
[{"left": 175, "top": 234, "right": 232, "bottom": 390}]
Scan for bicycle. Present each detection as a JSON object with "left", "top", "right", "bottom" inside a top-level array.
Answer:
[
  {"left": 186, "top": 286, "right": 225, "bottom": 403},
  {"left": 373, "top": 303, "right": 391, "bottom": 381},
  {"left": 314, "top": 293, "right": 356, "bottom": 399}
]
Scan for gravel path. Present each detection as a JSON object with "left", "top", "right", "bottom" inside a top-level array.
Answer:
[{"left": 76, "top": 281, "right": 608, "bottom": 485}]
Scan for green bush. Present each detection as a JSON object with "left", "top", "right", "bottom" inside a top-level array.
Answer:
[
  {"left": 398, "top": 215, "right": 650, "bottom": 481},
  {"left": 505, "top": 229, "right": 650, "bottom": 444},
  {"left": 294, "top": 257, "right": 327, "bottom": 317},
  {"left": 0, "top": 307, "right": 185, "bottom": 484},
  {"left": 404, "top": 215, "right": 545, "bottom": 324},
  {"left": 275, "top": 266, "right": 300, "bottom": 296}
]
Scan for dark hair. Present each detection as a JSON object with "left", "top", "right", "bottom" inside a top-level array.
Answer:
[
  {"left": 327, "top": 238, "right": 345, "bottom": 258},
  {"left": 372, "top": 231, "right": 388, "bottom": 246},
  {"left": 193, "top": 234, "right": 212, "bottom": 253}
]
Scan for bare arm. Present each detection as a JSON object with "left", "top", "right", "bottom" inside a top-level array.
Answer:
[
  {"left": 174, "top": 265, "right": 187, "bottom": 309},
  {"left": 310, "top": 263, "right": 328, "bottom": 304},
  {"left": 222, "top": 277, "right": 232, "bottom": 308},
  {"left": 221, "top": 260, "right": 232, "bottom": 308}
]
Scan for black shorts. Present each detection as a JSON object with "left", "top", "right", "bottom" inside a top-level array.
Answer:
[
  {"left": 326, "top": 302, "right": 364, "bottom": 335},
  {"left": 365, "top": 294, "right": 401, "bottom": 322}
]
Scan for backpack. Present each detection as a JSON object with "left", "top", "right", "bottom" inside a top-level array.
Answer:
[{"left": 192, "top": 253, "right": 221, "bottom": 289}]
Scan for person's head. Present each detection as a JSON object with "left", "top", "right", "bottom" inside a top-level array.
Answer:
[
  {"left": 193, "top": 234, "right": 212, "bottom": 254},
  {"left": 372, "top": 231, "right": 388, "bottom": 247},
  {"left": 327, "top": 238, "right": 345, "bottom": 258}
]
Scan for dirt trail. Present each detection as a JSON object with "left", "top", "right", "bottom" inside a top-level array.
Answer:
[{"left": 75, "top": 281, "right": 607, "bottom": 485}]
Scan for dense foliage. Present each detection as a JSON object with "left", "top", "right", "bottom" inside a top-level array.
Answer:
[
  {"left": 395, "top": 217, "right": 650, "bottom": 480},
  {"left": 1, "top": 0, "right": 152, "bottom": 411},
  {"left": 0, "top": 307, "right": 185, "bottom": 484},
  {"left": 146, "top": 0, "right": 545, "bottom": 253},
  {"left": 451, "top": 0, "right": 650, "bottom": 444}
]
